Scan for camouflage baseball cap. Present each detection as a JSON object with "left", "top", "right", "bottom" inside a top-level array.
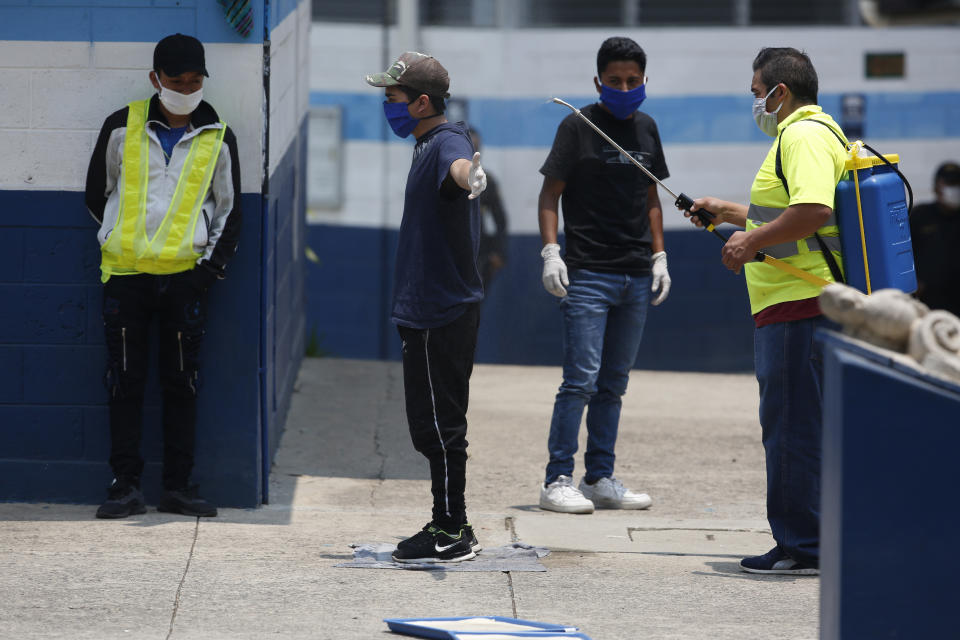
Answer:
[{"left": 365, "top": 51, "right": 451, "bottom": 99}]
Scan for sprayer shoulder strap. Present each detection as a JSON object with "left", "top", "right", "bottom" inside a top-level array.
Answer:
[
  {"left": 774, "top": 118, "right": 846, "bottom": 197},
  {"left": 774, "top": 118, "right": 847, "bottom": 285}
]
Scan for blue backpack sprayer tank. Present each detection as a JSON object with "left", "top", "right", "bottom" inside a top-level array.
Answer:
[
  {"left": 834, "top": 144, "right": 917, "bottom": 294},
  {"left": 775, "top": 118, "right": 917, "bottom": 295}
]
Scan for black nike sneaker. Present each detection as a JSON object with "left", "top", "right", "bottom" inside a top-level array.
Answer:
[
  {"left": 392, "top": 522, "right": 476, "bottom": 563},
  {"left": 95, "top": 478, "right": 147, "bottom": 519},
  {"left": 463, "top": 523, "right": 482, "bottom": 553}
]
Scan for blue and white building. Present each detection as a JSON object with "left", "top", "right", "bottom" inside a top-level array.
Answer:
[{"left": 304, "top": 0, "right": 960, "bottom": 370}]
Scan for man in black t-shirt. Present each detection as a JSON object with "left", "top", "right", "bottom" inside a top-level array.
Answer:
[
  {"left": 537, "top": 37, "right": 670, "bottom": 514},
  {"left": 910, "top": 161, "right": 960, "bottom": 317}
]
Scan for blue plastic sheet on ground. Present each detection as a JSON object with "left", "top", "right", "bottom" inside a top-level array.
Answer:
[{"left": 335, "top": 542, "right": 550, "bottom": 572}]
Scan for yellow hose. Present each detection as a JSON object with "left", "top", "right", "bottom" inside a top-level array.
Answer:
[
  {"left": 761, "top": 254, "right": 831, "bottom": 288},
  {"left": 852, "top": 167, "right": 872, "bottom": 294}
]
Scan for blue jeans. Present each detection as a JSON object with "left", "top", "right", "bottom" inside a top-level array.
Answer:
[
  {"left": 754, "top": 315, "right": 834, "bottom": 567},
  {"left": 545, "top": 269, "right": 651, "bottom": 485}
]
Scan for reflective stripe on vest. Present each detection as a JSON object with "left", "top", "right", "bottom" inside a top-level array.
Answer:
[
  {"left": 100, "top": 99, "right": 226, "bottom": 282},
  {"left": 746, "top": 204, "right": 841, "bottom": 259},
  {"left": 744, "top": 202, "right": 843, "bottom": 314}
]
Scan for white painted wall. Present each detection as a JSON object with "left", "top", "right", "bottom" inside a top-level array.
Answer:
[
  {"left": 0, "top": 40, "right": 264, "bottom": 193},
  {"left": 269, "top": 0, "right": 311, "bottom": 178}
]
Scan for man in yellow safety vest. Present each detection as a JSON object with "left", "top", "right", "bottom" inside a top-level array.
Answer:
[
  {"left": 686, "top": 47, "right": 847, "bottom": 575},
  {"left": 84, "top": 34, "right": 242, "bottom": 519}
]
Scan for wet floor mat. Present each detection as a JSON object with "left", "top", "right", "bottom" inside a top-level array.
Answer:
[{"left": 335, "top": 542, "right": 549, "bottom": 571}]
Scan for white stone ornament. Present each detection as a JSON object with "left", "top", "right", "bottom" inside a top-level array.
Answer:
[{"left": 819, "top": 283, "right": 960, "bottom": 383}]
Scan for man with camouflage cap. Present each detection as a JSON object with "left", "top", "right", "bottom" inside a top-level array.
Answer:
[{"left": 366, "top": 52, "right": 487, "bottom": 563}]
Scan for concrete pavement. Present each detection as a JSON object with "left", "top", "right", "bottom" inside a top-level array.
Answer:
[{"left": 0, "top": 358, "right": 819, "bottom": 639}]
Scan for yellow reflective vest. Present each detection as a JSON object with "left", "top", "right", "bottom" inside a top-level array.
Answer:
[
  {"left": 100, "top": 99, "right": 226, "bottom": 282},
  {"left": 745, "top": 105, "right": 848, "bottom": 314}
]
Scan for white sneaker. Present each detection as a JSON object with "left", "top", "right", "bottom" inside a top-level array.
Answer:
[
  {"left": 539, "top": 475, "right": 595, "bottom": 514},
  {"left": 579, "top": 476, "right": 652, "bottom": 510}
]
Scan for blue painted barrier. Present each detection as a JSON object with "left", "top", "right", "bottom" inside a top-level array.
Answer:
[{"left": 819, "top": 330, "right": 960, "bottom": 639}]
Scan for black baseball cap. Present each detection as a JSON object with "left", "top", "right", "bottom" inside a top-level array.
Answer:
[
  {"left": 154, "top": 34, "right": 208, "bottom": 78},
  {"left": 935, "top": 161, "right": 960, "bottom": 186}
]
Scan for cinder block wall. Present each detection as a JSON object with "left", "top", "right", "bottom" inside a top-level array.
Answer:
[{"left": 0, "top": 1, "right": 309, "bottom": 507}]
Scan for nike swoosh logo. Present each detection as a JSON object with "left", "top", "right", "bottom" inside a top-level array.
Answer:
[{"left": 435, "top": 541, "right": 461, "bottom": 553}]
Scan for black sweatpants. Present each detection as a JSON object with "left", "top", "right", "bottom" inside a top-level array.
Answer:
[
  {"left": 102, "top": 272, "right": 207, "bottom": 491},
  {"left": 397, "top": 304, "right": 479, "bottom": 531}
]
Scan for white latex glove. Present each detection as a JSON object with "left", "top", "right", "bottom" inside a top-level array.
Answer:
[
  {"left": 541, "top": 243, "right": 569, "bottom": 297},
  {"left": 467, "top": 152, "right": 487, "bottom": 200},
  {"left": 651, "top": 251, "right": 671, "bottom": 306}
]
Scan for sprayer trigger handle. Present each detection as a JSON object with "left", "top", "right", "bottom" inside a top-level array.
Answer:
[{"left": 674, "top": 193, "right": 716, "bottom": 228}]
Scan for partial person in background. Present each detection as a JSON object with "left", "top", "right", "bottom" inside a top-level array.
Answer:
[
  {"left": 537, "top": 36, "right": 670, "bottom": 515},
  {"left": 365, "top": 51, "right": 487, "bottom": 563},
  {"left": 85, "top": 34, "right": 242, "bottom": 519},
  {"left": 469, "top": 129, "right": 509, "bottom": 291},
  {"left": 910, "top": 161, "right": 960, "bottom": 317}
]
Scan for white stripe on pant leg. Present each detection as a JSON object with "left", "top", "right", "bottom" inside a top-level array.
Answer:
[{"left": 423, "top": 329, "right": 451, "bottom": 519}]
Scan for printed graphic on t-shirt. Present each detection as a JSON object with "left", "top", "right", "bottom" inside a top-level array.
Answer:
[
  {"left": 413, "top": 135, "right": 435, "bottom": 161},
  {"left": 602, "top": 145, "right": 650, "bottom": 167}
]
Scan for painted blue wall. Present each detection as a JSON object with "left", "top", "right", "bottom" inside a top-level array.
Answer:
[
  {"left": 311, "top": 90, "right": 960, "bottom": 146},
  {"left": 305, "top": 225, "right": 755, "bottom": 371},
  {"left": 0, "top": 0, "right": 265, "bottom": 43},
  {"left": 262, "top": 117, "right": 308, "bottom": 470},
  {"left": 0, "top": 191, "right": 264, "bottom": 506}
]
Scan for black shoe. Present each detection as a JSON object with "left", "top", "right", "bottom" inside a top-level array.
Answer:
[
  {"left": 96, "top": 479, "right": 147, "bottom": 519},
  {"left": 463, "top": 523, "right": 482, "bottom": 553},
  {"left": 157, "top": 486, "right": 218, "bottom": 517},
  {"left": 392, "top": 522, "right": 476, "bottom": 563},
  {"left": 740, "top": 546, "right": 819, "bottom": 575}
]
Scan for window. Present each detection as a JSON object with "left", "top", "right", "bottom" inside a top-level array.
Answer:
[
  {"left": 525, "top": 0, "right": 623, "bottom": 26},
  {"left": 311, "top": 0, "right": 395, "bottom": 24},
  {"left": 421, "top": 0, "right": 497, "bottom": 26},
  {"left": 749, "top": 0, "right": 847, "bottom": 24},
  {"left": 307, "top": 107, "right": 344, "bottom": 210},
  {"left": 632, "top": 0, "right": 737, "bottom": 25}
]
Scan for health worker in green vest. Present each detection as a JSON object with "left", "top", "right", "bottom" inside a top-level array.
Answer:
[
  {"left": 685, "top": 47, "right": 847, "bottom": 576},
  {"left": 84, "top": 34, "right": 243, "bottom": 520}
]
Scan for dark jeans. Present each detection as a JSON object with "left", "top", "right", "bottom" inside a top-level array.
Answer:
[
  {"left": 102, "top": 272, "right": 207, "bottom": 491},
  {"left": 546, "top": 269, "right": 651, "bottom": 485},
  {"left": 397, "top": 304, "right": 479, "bottom": 531},
  {"left": 754, "top": 315, "right": 834, "bottom": 567}
]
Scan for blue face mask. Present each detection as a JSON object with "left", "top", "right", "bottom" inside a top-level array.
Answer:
[
  {"left": 599, "top": 82, "right": 647, "bottom": 120},
  {"left": 383, "top": 100, "right": 418, "bottom": 138}
]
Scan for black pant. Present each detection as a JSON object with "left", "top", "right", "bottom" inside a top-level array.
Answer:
[
  {"left": 102, "top": 272, "right": 207, "bottom": 490},
  {"left": 397, "top": 304, "right": 479, "bottom": 530}
]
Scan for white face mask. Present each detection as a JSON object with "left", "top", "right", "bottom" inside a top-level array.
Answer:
[
  {"left": 157, "top": 81, "right": 203, "bottom": 116},
  {"left": 752, "top": 85, "right": 783, "bottom": 138},
  {"left": 941, "top": 185, "right": 960, "bottom": 209}
]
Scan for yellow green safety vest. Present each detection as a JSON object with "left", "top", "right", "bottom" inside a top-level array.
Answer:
[
  {"left": 744, "top": 109, "right": 847, "bottom": 314},
  {"left": 100, "top": 99, "right": 226, "bottom": 283}
]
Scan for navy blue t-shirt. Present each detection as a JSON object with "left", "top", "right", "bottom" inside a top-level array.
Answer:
[
  {"left": 155, "top": 124, "right": 188, "bottom": 165},
  {"left": 392, "top": 122, "right": 483, "bottom": 329}
]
